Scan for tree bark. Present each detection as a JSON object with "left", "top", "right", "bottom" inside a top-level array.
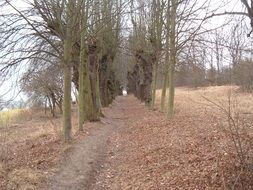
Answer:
[
  {"left": 161, "top": 50, "right": 169, "bottom": 112},
  {"left": 160, "top": 0, "right": 171, "bottom": 112},
  {"left": 151, "top": 60, "right": 158, "bottom": 109},
  {"left": 63, "top": 59, "right": 72, "bottom": 140},
  {"left": 63, "top": 0, "right": 76, "bottom": 140},
  {"left": 83, "top": 41, "right": 96, "bottom": 121},
  {"left": 167, "top": 0, "right": 177, "bottom": 119},
  {"left": 78, "top": 42, "right": 85, "bottom": 131}
]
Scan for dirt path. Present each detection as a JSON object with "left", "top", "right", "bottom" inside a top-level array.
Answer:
[
  {"left": 40, "top": 96, "right": 132, "bottom": 190},
  {"left": 3, "top": 88, "right": 253, "bottom": 189},
  {"left": 39, "top": 92, "right": 253, "bottom": 189}
]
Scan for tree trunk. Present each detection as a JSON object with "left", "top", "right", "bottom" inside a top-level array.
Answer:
[
  {"left": 167, "top": 56, "right": 175, "bottom": 118},
  {"left": 160, "top": 1, "right": 171, "bottom": 112},
  {"left": 160, "top": 52, "right": 169, "bottom": 112},
  {"left": 56, "top": 99, "right": 63, "bottom": 114},
  {"left": 100, "top": 55, "right": 111, "bottom": 107},
  {"left": 83, "top": 43, "right": 96, "bottom": 121},
  {"left": 167, "top": 0, "right": 177, "bottom": 119},
  {"left": 151, "top": 59, "right": 158, "bottom": 109},
  {"left": 63, "top": 0, "right": 76, "bottom": 140},
  {"left": 47, "top": 96, "right": 52, "bottom": 114},
  {"left": 44, "top": 99, "right": 47, "bottom": 115},
  {"left": 51, "top": 93, "right": 56, "bottom": 117},
  {"left": 88, "top": 41, "right": 99, "bottom": 120},
  {"left": 150, "top": 0, "right": 163, "bottom": 109},
  {"left": 78, "top": 44, "right": 85, "bottom": 131},
  {"left": 63, "top": 61, "right": 72, "bottom": 140},
  {"left": 96, "top": 71, "right": 102, "bottom": 115}
]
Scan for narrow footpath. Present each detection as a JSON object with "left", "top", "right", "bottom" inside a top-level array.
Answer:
[
  {"left": 40, "top": 94, "right": 253, "bottom": 189},
  {"left": 41, "top": 95, "right": 142, "bottom": 190}
]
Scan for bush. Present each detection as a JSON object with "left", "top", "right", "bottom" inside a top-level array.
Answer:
[
  {"left": 176, "top": 61, "right": 206, "bottom": 87},
  {"left": 234, "top": 60, "right": 253, "bottom": 92}
]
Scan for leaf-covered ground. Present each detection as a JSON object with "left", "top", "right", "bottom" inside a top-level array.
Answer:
[
  {"left": 93, "top": 87, "right": 253, "bottom": 189},
  {"left": 1, "top": 86, "right": 253, "bottom": 189}
]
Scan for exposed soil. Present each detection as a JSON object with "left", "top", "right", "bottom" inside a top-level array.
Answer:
[{"left": 40, "top": 97, "right": 128, "bottom": 190}]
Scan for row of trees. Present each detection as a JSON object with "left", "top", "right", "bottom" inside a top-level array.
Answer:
[
  {"left": 127, "top": 0, "right": 253, "bottom": 117},
  {"left": 2, "top": 0, "right": 253, "bottom": 140},
  {"left": 0, "top": 0, "right": 125, "bottom": 140},
  {"left": 126, "top": 0, "right": 224, "bottom": 117}
]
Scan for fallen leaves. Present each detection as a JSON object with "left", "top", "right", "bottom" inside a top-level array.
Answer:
[{"left": 94, "top": 92, "right": 253, "bottom": 189}]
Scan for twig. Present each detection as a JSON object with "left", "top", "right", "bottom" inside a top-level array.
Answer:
[{"left": 232, "top": 168, "right": 243, "bottom": 190}]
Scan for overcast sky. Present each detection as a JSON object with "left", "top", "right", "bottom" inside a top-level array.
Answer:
[{"left": 0, "top": 0, "right": 250, "bottom": 106}]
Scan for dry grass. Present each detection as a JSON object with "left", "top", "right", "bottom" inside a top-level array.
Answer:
[
  {"left": 0, "top": 109, "right": 30, "bottom": 127},
  {"left": 0, "top": 106, "right": 79, "bottom": 190},
  {"left": 156, "top": 86, "right": 253, "bottom": 117},
  {"left": 0, "top": 106, "right": 80, "bottom": 146}
]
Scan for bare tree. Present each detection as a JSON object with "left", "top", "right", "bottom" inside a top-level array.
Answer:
[{"left": 21, "top": 61, "right": 63, "bottom": 116}]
